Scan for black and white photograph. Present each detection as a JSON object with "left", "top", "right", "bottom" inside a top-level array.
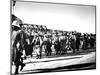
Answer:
[{"left": 11, "top": 0, "right": 96, "bottom": 74}]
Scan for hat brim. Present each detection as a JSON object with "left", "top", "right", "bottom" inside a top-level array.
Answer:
[{"left": 12, "top": 25, "right": 20, "bottom": 31}]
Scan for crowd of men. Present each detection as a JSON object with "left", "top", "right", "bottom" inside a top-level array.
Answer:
[
  {"left": 12, "top": 23, "right": 96, "bottom": 59},
  {"left": 11, "top": 19, "right": 96, "bottom": 74}
]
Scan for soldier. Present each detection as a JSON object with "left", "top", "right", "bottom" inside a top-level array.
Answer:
[
  {"left": 76, "top": 33, "right": 81, "bottom": 51},
  {"left": 83, "top": 34, "right": 88, "bottom": 50},
  {"left": 70, "top": 34, "right": 76, "bottom": 53},
  {"left": 59, "top": 35, "right": 67, "bottom": 55},
  {"left": 41, "top": 36, "right": 52, "bottom": 56},
  {"left": 89, "top": 34, "right": 95, "bottom": 49},
  {"left": 13, "top": 24, "right": 26, "bottom": 74},
  {"left": 34, "top": 36, "right": 41, "bottom": 59},
  {"left": 47, "top": 39, "right": 52, "bottom": 56},
  {"left": 44, "top": 38, "right": 52, "bottom": 56},
  {"left": 26, "top": 35, "right": 34, "bottom": 57},
  {"left": 54, "top": 37, "right": 61, "bottom": 55}
]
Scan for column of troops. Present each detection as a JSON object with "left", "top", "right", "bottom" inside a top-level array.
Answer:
[
  {"left": 11, "top": 23, "right": 96, "bottom": 74},
  {"left": 12, "top": 23, "right": 96, "bottom": 58}
]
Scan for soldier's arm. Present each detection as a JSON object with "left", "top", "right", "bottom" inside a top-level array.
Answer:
[{"left": 13, "top": 33, "right": 20, "bottom": 48}]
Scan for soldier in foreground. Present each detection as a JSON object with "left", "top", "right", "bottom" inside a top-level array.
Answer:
[{"left": 12, "top": 24, "right": 26, "bottom": 74}]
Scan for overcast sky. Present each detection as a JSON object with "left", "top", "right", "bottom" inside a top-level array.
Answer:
[{"left": 13, "top": 1, "right": 96, "bottom": 34}]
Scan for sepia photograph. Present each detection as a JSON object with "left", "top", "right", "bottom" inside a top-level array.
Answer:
[{"left": 11, "top": 0, "right": 96, "bottom": 74}]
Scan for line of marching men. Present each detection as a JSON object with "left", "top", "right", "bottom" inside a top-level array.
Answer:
[{"left": 11, "top": 24, "right": 96, "bottom": 74}]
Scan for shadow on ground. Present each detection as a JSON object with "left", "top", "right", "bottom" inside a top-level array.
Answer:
[{"left": 19, "top": 63, "right": 96, "bottom": 74}]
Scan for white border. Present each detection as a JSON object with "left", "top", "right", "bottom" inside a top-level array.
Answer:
[{"left": 0, "top": 0, "right": 100, "bottom": 75}]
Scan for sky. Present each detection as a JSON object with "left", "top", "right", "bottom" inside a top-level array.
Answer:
[{"left": 12, "top": 1, "right": 96, "bottom": 34}]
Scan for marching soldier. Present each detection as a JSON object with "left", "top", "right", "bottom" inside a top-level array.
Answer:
[{"left": 54, "top": 37, "right": 61, "bottom": 55}]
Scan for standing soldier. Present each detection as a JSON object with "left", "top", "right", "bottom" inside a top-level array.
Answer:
[
  {"left": 83, "top": 34, "right": 88, "bottom": 50},
  {"left": 70, "top": 34, "right": 76, "bottom": 53},
  {"left": 13, "top": 24, "right": 26, "bottom": 74},
  {"left": 34, "top": 36, "right": 42, "bottom": 59},
  {"left": 60, "top": 36, "right": 66, "bottom": 55},
  {"left": 47, "top": 38, "right": 52, "bottom": 56},
  {"left": 41, "top": 36, "right": 52, "bottom": 56},
  {"left": 76, "top": 33, "right": 81, "bottom": 51},
  {"left": 44, "top": 38, "right": 52, "bottom": 56},
  {"left": 54, "top": 37, "right": 61, "bottom": 55},
  {"left": 89, "top": 34, "right": 95, "bottom": 48},
  {"left": 26, "top": 35, "right": 34, "bottom": 57}
]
